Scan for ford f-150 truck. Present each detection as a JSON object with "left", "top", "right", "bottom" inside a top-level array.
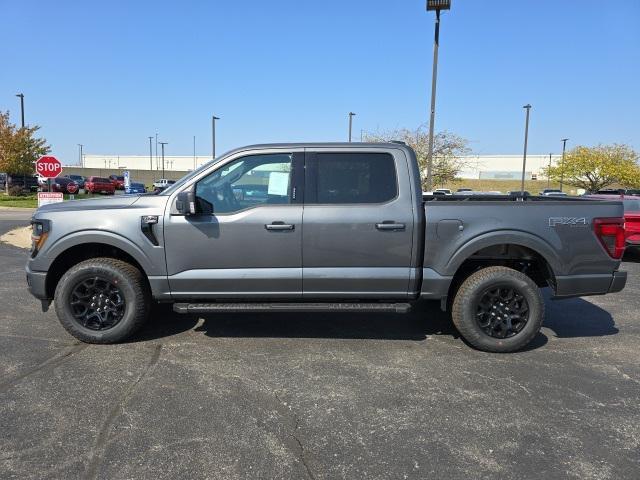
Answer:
[{"left": 26, "top": 143, "right": 628, "bottom": 352}]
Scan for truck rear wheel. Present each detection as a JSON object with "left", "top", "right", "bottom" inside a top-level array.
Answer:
[
  {"left": 54, "top": 258, "right": 150, "bottom": 344},
  {"left": 451, "top": 266, "right": 544, "bottom": 353}
]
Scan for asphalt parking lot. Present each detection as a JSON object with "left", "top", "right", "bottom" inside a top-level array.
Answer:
[{"left": 1, "top": 209, "right": 639, "bottom": 479}]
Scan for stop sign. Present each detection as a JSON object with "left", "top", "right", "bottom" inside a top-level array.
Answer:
[{"left": 36, "top": 156, "right": 62, "bottom": 179}]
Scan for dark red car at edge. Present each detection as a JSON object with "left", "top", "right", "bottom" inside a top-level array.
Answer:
[
  {"left": 85, "top": 176, "right": 116, "bottom": 195},
  {"left": 584, "top": 194, "right": 640, "bottom": 250},
  {"left": 109, "top": 175, "right": 125, "bottom": 190}
]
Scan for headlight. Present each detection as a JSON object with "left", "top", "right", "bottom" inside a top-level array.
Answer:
[{"left": 30, "top": 219, "right": 51, "bottom": 258}]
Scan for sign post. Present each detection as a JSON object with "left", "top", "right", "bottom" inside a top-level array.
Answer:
[
  {"left": 35, "top": 156, "right": 63, "bottom": 207},
  {"left": 123, "top": 170, "right": 131, "bottom": 194}
]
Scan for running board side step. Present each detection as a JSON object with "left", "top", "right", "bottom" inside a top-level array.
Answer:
[{"left": 173, "top": 302, "right": 412, "bottom": 314}]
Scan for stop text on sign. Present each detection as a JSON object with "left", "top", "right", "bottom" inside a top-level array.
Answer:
[{"left": 35, "top": 156, "right": 62, "bottom": 178}]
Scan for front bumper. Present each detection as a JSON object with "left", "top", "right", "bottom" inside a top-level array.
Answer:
[
  {"left": 26, "top": 265, "right": 48, "bottom": 301},
  {"left": 554, "top": 271, "right": 627, "bottom": 298}
]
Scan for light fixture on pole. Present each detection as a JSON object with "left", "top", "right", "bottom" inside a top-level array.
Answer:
[
  {"left": 348, "top": 112, "right": 356, "bottom": 142},
  {"left": 520, "top": 104, "right": 532, "bottom": 194},
  {"left": 77, "top": 144, "right": 84, "bottom": 167},
  {"left": 15, "top": 93, "right": 25, "bottom": 128},
  {"left": 425, "top": 0, "right": 451, "bottom": 192},
  {"left": 159, "top": 142, "right": 168, "bottom": 178},
  {"left": 560, "top": 138, "right": 569, "bottom": 192},
  {"left": 212, "top": 115, "right": 220, "bottom": 159},
  {"left": 148, "top": 136, "right": 154, "bottom": 171}
]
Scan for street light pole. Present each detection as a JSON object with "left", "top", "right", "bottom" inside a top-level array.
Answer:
[
  {"left": 348, "top": 112, "right": 356, "bottom": 142},
  {"left": 547, "top": 153, "right": 552, "bottom": 188},
  {"left": 155, "top": 133, "right": 158, "bottom": 170},
  {"left": 560, "top": 138, "right": 569, "bottom": 192},
  {"left": 212, "top": 115, "right": 220, "bottom": 159},
  {"left": 520, "top": 104, "right": 532, "bottom": 194},
  {"left": 148, "top": 136, "right": 153, "bottom": 171},
  {"left": 425, "top": 1, "right": 451, "bottom": 192},
  {"left": 15, "top": 93, "right": 25, "bottom": 128},
  {"left": 77, "top": 144, "right": 83, "bottom": 167},
  {"left": 159, "top": 142, "right": 168, "bottom": 178}
]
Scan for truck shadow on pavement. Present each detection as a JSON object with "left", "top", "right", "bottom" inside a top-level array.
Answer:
[{"left": 133, "top": 294, "right": 618, "bottom": 349}]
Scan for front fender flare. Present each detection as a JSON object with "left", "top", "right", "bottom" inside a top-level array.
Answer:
[{"left": 41, "top": 230, "right": 157, "bottom": 275}]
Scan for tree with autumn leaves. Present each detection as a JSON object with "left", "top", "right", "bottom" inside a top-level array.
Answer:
[
  {"left": 546, "top": 144, "right": 640, "bottom": 192},
  {"left": 0, "top": 111, "right": 50, "bottom": 192}
]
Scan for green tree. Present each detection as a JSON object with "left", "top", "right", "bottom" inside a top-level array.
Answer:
[
  {"left": 363, "top": 125, "right": 471, "bottom": 189},
  {"left": 545, "top": 144, "right": 640, "bottom": 192},
  {"left": 0, "top": 111, "right": 50, "bottom": 192}
]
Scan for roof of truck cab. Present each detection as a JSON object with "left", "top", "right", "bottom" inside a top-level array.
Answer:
[{"left": 226, "top": 142, "right": 413, "bottom": 151}]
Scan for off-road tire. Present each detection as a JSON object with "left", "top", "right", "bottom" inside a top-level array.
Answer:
[
  {"left": 54, "top": 258, "right": 150, "bottom": 343},
  {"left": 451, "top": 266, "right": 544, "bottom": 353}
]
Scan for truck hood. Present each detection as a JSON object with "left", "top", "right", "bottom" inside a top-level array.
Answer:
[{"left": 36, "top": 194, "right": 142, "bottom": 213}]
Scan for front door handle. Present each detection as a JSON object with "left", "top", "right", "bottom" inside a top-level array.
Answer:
[
  {"left": 375, "top": 222, "right": 406, "bottom": 231},
  {"left": 265, "top": 222, "right": 295, "bottom": 231}
]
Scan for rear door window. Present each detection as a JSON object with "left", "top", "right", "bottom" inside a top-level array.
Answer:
[{"left": 305, "top": 152, "right": 397, "bottom": 204}]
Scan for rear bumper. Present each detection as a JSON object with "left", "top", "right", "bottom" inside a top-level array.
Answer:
[
  {"left": 554, "top": 271, "right": 627, "bottom": 298},
  {"left": 26, "top": 265, "right": 48, "bottom": 300}
]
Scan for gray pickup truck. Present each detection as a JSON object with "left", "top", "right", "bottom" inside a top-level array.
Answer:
[{"left": 26, "top": 143, "right": 628, "bottom": 352}]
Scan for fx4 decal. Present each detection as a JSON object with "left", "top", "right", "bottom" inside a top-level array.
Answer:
[{"left": 548, "top": 217, "right": 588, "bottom": 227}]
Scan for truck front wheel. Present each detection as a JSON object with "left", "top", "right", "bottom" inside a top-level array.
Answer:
[
  {"left": 451, "top": 266, "right": 544, "bottom": 353},
  {"left": 54, "top": 258, "right": 150, "bottom": 343}
]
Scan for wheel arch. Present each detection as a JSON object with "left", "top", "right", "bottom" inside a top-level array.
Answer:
[{"left": 44, "top": 235, "right": 152, "bottom": 299}]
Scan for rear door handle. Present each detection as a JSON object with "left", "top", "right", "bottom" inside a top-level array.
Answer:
[
  {"left": 376, "top": 222, "right": 406, "bottom": 231},
  {"left": 265, "top": 222, "right": 295, "bottom": 231}
]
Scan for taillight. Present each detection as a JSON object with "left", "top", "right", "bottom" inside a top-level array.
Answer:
[{"left": 593, "top": 217, "right": 625, "bottom": 259}]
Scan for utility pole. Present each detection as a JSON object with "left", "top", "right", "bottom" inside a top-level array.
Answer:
[
  {"left": 425, "top": 0, "right": 451, "bottom": 192},
  {"left": 159, "top": 142, "right": 168, "bottom": 178},
  {"left": 15, "top": 93, "right": 25, "bottom": 128},
  {"left": 520, "top": 104, "right": 532, "bottom": 194},
  {"left": 148, "top": 136, "right": 154, "bottom": 171},
  {"left": 77, "top": 144, "right": 84, "bottom": 167},
  {"left": 348, "top": 112, "right": 356, "bottom": 142},
  {"left": 560, "top": 138, "right": 569, "bottom": 192},
  {"left": 212, "top": 115, "right": 220, "bottom": 158}
]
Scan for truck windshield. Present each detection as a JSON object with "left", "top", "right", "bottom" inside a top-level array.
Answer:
[{"left": 160, "top": 158, "right": 217, "bottom": 195}]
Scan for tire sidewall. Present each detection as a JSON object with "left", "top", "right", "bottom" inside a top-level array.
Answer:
[{"left": 55, "top": 263, "right": 141, "bottom": 343}]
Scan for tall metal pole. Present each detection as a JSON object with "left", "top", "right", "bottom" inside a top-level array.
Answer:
[
  {"left": 560, "top": 138, "right": 569, "bottom": 192},
  {"left": 425, "top": 9, "right": 442, "bottom": 192},
  {"left": 148, "top": 136, "right": 153, "bottom": 171},
  {"left": 155, "top": 133, "right": 158, "bottom": 170},
  {"left": 212, "top": 115, "right": 220, "bottom": 158},
  {"left": 348, "top": 112, "right": 356, "bottom": 142},
  {"left": 520, "top": 104, "right": 532, "bottom": 194},
  {"left": 159, "top": 142, "right": 168, "bottom": 178},
  {"left": 15, "top": 93, "right": 25, "bottom": 128},
  {"left": 547, "top": 153, "right": 552, "bottom": 188}
]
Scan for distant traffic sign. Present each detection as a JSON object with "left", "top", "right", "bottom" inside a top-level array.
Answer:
[{"left": 36, "top": 156, "right": 62, "bottom": 179}]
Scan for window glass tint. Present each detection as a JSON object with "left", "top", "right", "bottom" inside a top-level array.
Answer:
[
  {"left": 196, "top": 153, "right": 292, "bottom": 214},
  {"left": 314, "top": 153, "right": 397, "bottom": 204}
]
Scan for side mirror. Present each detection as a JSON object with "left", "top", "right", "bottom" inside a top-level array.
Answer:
[{"left": 175, "top": 189, "right": 197, "bottom": 216}]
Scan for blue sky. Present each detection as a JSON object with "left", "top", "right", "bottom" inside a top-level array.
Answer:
[{"left": 1, "top": 0, "right": 639, "bottom": 164}]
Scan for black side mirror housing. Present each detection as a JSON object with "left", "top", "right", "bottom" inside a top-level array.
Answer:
[{"left": 176, "top": 189, "right": 197, "bottom": 216}]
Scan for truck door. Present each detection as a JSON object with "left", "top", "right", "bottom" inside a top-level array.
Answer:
[
  {"left": 164, "top": 151, "right": 304, "bottom": 298},
  {"left": 302, "top": 148, "right": 415, "bottom": 298}
]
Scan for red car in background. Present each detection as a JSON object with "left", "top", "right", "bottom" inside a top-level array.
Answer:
[
  {"left": 109, "top": 175, "right": 125, "bottom": 190},
  {"left": 583, "top": 194, "right": 640, "bottom": 250},
  {"left": 85, "top": 176, "right": 116, "bottom": 195}
]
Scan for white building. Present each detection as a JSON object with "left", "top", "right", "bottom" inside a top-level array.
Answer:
[
  {"left": 457, "top": 154, "right": 560, "bottom": 180},
  {"left": 78, "top": 153, "right": 561, "bottom": 179},
  {"left": 80, "top": 155, "right": 212, "bottom": 172}
]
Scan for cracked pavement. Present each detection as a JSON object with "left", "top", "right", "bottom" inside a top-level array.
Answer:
[{"left": 1, "top": 209, "right": 639, "bottom": 479}]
